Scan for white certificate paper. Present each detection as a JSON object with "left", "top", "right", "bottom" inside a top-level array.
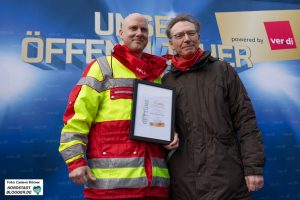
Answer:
[{"left": 130, "top": 80, "right": 175, "bottom": 144}]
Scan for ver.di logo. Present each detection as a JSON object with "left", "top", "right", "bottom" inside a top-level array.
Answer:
[
  {"left": 33, "top": 186, "right": 41, "bottom": 195},
  {"left": 264, "top": 21, "right": 297, "bottom": 50}
]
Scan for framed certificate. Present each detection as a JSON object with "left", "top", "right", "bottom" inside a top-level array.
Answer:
[{"left": 130, "top": 79, "right": 175, "bottom": 144}]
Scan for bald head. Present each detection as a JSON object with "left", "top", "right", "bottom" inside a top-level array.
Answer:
[
  {"left": 119, "top": 13, "right": 149, "bottom": 57},
  {"left": 122, "top": 13, "right": 148, "bottom": 29}
]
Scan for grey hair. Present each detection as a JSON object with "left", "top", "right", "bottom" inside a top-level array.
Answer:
[{"left": 166, "top": 14, "right": 200, "bottom": 39}]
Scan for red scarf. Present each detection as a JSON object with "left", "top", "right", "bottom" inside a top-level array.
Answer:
[
  {"left": 112, "top": 44, "right": 167, "bottom": 81},
  {"left": 163, "top": 48, "right": 204, "bottom": 71}
]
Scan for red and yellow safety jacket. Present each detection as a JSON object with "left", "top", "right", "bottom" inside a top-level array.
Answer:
[{"left": 59, "top": 56, "right": 170, "bottom": 199}]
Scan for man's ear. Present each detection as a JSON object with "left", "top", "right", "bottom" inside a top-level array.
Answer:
[
  {"left": 119, "top": 29, "right": 123, "bottom": 39},
  {"left": 169, "top": 40, "right": 175, "bottom": 51}
]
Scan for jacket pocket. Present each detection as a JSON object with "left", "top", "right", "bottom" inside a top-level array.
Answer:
[
  {"left": 216, "top": 134, "right": 236, "bottom": 146},
  {"left": 216, "top": 134, "right": 243, "bottom": 167}
]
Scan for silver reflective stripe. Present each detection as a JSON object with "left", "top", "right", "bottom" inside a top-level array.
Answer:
[
  {"left": 107, "top": 78, "right": 134, "bottom": 88},
  {"left": 60, "top": 132, "right": 88, "bottom": 144},
  {"left": 85, "top": 177, "right": 148, "bottom": 189},
  {"left": 77, "top": 77, "right": 103, "bottom": 93},
  {"left": 151, "top": 176, "right": 170, "bottom": 187},
  {"left": 77, "top": 77, "right": 134, "bottom": 93},
  {"left": 151, "top": 157, "right": 167, "bottom": 168},
  {"left": 97, "top": 56, "right": 112, "bottom": 79},
  {"left": 61, "top": 144, "right": 84, "bottom": 161},
  {"left": 88, "top": 157, "right": 144, "bottom": 168}
]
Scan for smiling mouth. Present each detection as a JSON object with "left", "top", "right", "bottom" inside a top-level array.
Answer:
[
  {"left": 133, "top": 39, "right": 144, "bottom": 43},
  {"left": 182, "top": 46, "right": 194, "bottom": 49}
]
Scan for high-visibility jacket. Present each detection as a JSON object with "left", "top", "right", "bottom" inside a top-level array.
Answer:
[{"left": 59, "top": 56, "right": 170, "bottom": 199}]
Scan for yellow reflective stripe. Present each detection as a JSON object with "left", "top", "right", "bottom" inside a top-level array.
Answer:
[
  {"left": 66, "top": 154, "right": 84, "bottom": 164},
  {"left": 59, "top": 140, "right": 85, "bottom": 151},
  {"left": 152, "top": 166, "right": 169, "bottom": 178},
  {"left": 92, "top": 167, "right": 146, "bottom": 179},
  {"left": 151, "top": 166, "right": 170, "bottom": 187}
]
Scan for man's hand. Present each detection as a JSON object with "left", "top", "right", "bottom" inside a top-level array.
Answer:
[
  {"left": 164, "top": 132, "right": 179, "bottom": 150},
  {"left": 245, "top": 175, "right": 264, "bottom": 192},
  {"left": 69, "top": 166, "right": 96, "bottom": 185}
]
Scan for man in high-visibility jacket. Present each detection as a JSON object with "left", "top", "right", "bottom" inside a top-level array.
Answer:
[{"left": 59, "top": 13, "right": 179, "bottom": 200}]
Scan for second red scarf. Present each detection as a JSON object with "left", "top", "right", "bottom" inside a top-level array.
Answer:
[{"left": 163, "top": 48, "right": 204, "bottom": 71}]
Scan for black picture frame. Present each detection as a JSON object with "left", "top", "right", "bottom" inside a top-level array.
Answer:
[{"left": 130, "top": 79, "right": 175, "bottom": 144}]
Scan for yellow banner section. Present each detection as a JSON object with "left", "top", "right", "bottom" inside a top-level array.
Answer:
[{"left": 215, "top": 10, "right": 300, "bottom": 63}]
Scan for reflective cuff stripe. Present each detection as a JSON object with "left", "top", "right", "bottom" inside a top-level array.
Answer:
[
  {"left": 66, "top": 154, "right": 84, "bottom": 164},
  {"left": 97, "top": 56, "right": 112, "bottom": 79},
  {"left": 151, "top": 157, "right": 167, "bottom": 168},
  {"left": 152, "top": 167, "right": 169, "bottom": 178},
  {"left": 88, "top": 157, "right": 144, "bottom": 168},
  {"left": 60, "top": 144, "right": 84, "bottom": 161},
  {"left": 91, "top": 167, "right": 146, "bottom": 179},
  {"left": 86, "top": 177, "right": 148, "bottom": 189},
  {"left": 60, "top": 132, "right": 88, "bottom": 144},
  {"left": 77, "top": 77, "right": 134, "bottom": 93},
  {"left": 151, "top": 176, "right": 170, "bottom": 187},
  {"left": 59, "top": 139, "right": 85, "bottom": 151}
]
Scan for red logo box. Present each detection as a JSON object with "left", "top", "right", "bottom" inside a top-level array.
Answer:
[{"left": 264, "top": 21, "right": 297, "bottom": 50}]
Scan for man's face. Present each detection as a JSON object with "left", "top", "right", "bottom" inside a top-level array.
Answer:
[
  {"left": 169, "top": 21, "right": 200, "bottom": 58},
  {"left": 119, "top": 15, "right": 148, "bottom": 55}
]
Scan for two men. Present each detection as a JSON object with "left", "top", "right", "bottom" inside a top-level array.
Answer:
[
  {"left": 59, "top": 11, "right": 265, "bottom": 200},
  {"left": 59, "top": 13, "right": 178, "bottom": 200},
  {"left": 163, "top": 14, "right": 265, "bottom": 199}
]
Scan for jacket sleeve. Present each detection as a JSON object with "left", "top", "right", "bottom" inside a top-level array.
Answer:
[
  {"left": 226, "top": 64, "right": 265, "bottom": 176},
  {"left": 58, "top": 59, "right": 105, "bottom": 173}
]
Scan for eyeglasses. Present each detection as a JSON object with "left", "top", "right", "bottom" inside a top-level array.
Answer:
[{"left": 171, "top": 30, "right": 198, "bottom": 40}]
